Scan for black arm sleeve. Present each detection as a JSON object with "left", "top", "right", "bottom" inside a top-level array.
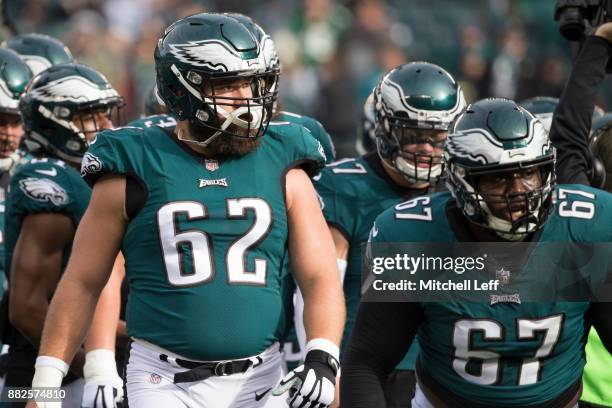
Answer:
[
  {"left": 340, "top": 301, "right": 423, "bottom": 408},
  {"left": 550, "top": 36, "right": 612, "bottom": 185},
  {"left": 587, "top": 302, "right": 612, "bottom": 354}
]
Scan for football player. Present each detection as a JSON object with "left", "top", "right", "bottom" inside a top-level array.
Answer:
[
  {"left": 30, "top": 13, "right": 344, "bottom": 408},
  {"left": 3, "top": 33, "right": 73, "bottom": 76},
  {"left": 313, "top": 62, "right": 466, "bottom": 406},
  {"left": 0, "top": 46, "right": 33, "bottom": 392},
  {"left": 547, "top": 22, "right": 612, "bottom": 408},
  {"left": 5, "top": 62, "right": 124, "bottom": 407},
  {"left": 341, "top": 98, "right": 612, "bottom": 407}
]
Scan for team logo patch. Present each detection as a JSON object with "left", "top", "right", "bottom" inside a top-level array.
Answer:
[
  {"left": 81, "top": 152, "right": 102, "bottom": 176},
  {"left": 19, "top": 177, "right": 68, "bottom": 206},
  {"left": 199, "top": 178, "right": 228, "bottom": 188},
  {"left": 205, "top": 159, "right": 219, "bottom": 172},
  {"left": 489, "top": 293, "right": 521, "bottom": 305},
  {"left": 150, "top": 373, "right": 162, "bottom": 384}
]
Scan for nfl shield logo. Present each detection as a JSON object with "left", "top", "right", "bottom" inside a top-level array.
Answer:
[
  {"left": 496, "top": 268, "right": 511, "bottom": 286},
  {"left": 205, "top": 159, "right": 219, "bottom": 172}
]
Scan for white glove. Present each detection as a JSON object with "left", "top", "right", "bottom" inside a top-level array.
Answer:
[
  {"left": 272, "top": 339, "right": 339, "bottom": 408},
  {"left": 30, "top": 356, "right": 67, "bottom": 408},
  {"left": 81, "top": 349, "right": 124, "bottom": 408}
]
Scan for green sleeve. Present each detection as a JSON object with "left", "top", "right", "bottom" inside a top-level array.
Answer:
[
  {"left": 10, "top": 163, "right": 76, "bottom": 216},
  {"left": 302, "top": 117, "right": 336, "bottom": 164},
  {"left": 81, "top": 128, "right": 144, "bottom": 186},
  {"left": 292, "top": 125, "right": 326, "bottom": 177},
  {"left": 314, "top": 169, "right": 355, "bottom": 240}
]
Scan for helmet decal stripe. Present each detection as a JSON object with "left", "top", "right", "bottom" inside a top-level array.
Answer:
[
  {"left": 169, "top": 40, "right": 263, "bottom": 71},
  {"left": 30, "top": 75, "right": 119, "bottom": 103}
]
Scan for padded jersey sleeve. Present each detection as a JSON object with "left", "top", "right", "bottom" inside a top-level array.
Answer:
[
  {"left": 9, "top": 161, "right": 78, "bottom": 217},
  {"left": 313, "top": 167, "right": 355, "bottom": 241},
  {"left": 80, "top": 127, "right": 144, "bottom": 186},
  {"left": 291, "top": 125, "right": 327, "bottom": 177},
  {"left": 300, "top": 116, "right": 336, "bottom": 164}
]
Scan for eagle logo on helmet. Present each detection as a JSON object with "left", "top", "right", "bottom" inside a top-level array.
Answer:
[
  {"left": 169, "top": 40, "right": 262, "bottom": 72},
  {"left": 31, "top": 75, "right": 119, "bottom": 103},
  {"left": 445, "top": 128, "right": 503, "bottom": 165},
  {"left": 80, "top": 152, "right": 102, "bottom": 176},
  {"left": 19, "top": 177, "right": 68, "bottom": 206}
]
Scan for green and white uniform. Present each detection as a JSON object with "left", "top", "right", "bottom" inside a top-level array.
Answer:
[
  {"left": 372, "top": 185, "right": 612, "bottom": 407},
  {"left": 5, "top": 158, "right": 91, "bottom": 280},
  {"left": 82, "top": 122, "right": 325, "bottom": 361}
]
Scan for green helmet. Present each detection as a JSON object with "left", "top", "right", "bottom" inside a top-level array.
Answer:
[
  {"left": 226, "top": 13, "right": 280, "bottom": 112},
  {"left": 19, "top": 62, "right": 124, "bottom": 163},
  {"left": 0, "top": 47, "right": 33, "bottom": 115},
  {"left": 374, "top": 62, "right": 467, "bottom": 183},
  {"left": 4, "top": 33, "right": 73, "bottom": 76},
  {"left": 445, "top": 98, "right": 556, "bottom": 240},
  {"left": 225, "top": 13, "right": 279, "bottom": 73},
  {"left": 154, "top": 13, "right": 278, "bottom": 145}
]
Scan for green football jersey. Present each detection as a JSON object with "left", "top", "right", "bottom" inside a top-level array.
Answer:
[
  {"left": 275, "top": 111, "right": 335, "bottom": 164},
  {"left": 314, "top": 153, "right": 429, "bottom": 369},
  {"left": 371, "top": 184, "right": 612, "bottom": 406},
  {"left": 0, "top": 150, "right": 33, "bottom": 281},
  {"left": 5, "top": 158, "right": 91, "bottom": 278},
  {"left": 82, "top": 122, "right": 325, "bottom": 361}
]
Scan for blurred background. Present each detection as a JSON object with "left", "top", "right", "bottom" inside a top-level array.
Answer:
[{"left": 2, "top": 0, "right": 611, "bottom": 157}]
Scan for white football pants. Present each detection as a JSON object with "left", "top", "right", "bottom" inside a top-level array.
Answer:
[{"left": 126, "top": 339, "right": 287, "bottom": 408}]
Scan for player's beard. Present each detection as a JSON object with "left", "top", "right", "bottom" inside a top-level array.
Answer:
[{"left": 187, "top": 120, "right": 261, "bottom": 158}]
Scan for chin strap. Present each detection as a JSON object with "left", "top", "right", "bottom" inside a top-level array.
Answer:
[
  {"left": 395, "top": 156, "right": 442, "bottom": 183},
  {"left": 0, "top": 151, "right": 20, "bottom": 173},
  {"left": 479, "top": 200, "right": 536, "bottom": 241}
]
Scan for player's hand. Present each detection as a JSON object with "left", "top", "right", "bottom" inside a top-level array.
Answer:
[
  {"left": 81, "top": 350, "right": 124, "bottom": 408},
  {"left": 595, "top": 22, "right": 612, "bottom": 44},
  {"left": 272, "top": 349, "right": 339, "bottom": 408}
]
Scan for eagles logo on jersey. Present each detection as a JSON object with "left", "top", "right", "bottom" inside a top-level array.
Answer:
[
  {"left": 18, "top": 177, "right": 68, "bottom": 206},
  {"left": 80, "top": 152, "right": 102, "bottom": 176}
]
